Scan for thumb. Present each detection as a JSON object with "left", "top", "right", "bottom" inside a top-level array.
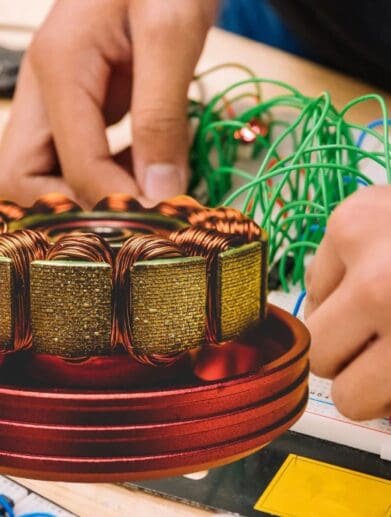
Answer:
[{"left": 129, "top": 0, "right": 216, "bottom": 202}]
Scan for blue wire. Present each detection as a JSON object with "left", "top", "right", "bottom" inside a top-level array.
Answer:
[
  {"left": 0, "top": 494, "right": 14, "bottom": 517},
  {"left": 309, "top": 224, "right": 326, "bottom": 233},
  {"left": 295, "top": 174, "right": 368, "bottom": 318},
  {"left": 293, "top": 290, "right": 306, "bottom": 317},
  {"left": 20, "top": 514, "right": 56, "bottom": 517},
  {"left": 0, "top": 494, "right": 56, "bottom": 517},
  {"left": 299, "top": 146, "right": 367, "bottom": 320},
  {"left": 342, "top": 176, "right": 368, "bottom": 187},
  {"left": 355, "top": 118, "right": 391, "bottom": 148}
]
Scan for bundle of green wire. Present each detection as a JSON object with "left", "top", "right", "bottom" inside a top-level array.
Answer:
[{"left": 189, "top": 66, "right": 391, "bottom": 291}]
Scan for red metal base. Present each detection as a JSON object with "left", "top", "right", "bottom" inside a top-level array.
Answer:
[{"left": 0, "top": 304, "right": 310, "bottom": 482}]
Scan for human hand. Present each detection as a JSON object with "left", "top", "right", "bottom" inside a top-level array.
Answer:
[
  {"left": 305, "top": 185, "right": 391, "bottom": 420},
  {"left": 0, "top": 0, "right": 218, "bottom": 207}
]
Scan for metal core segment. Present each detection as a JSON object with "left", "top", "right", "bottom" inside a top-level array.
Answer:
[
  {"left": 30, "top": 260, "right": 112, "bottom": 357},
  {"left": 130, "top": 256, "right": 207, "bottom": 356},
  {"left": 0, "top": 257, "right": 13, "bottom": 352},
  {"left": 217, "top": 242, "right": 263, "bottom": 341},
  {"left": 9, "top": 241, "right": 266, "bottom": 357}
]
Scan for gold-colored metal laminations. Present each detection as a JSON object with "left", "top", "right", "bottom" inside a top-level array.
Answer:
[
  {"left": 30, "top": 260, "right": 112, "bottom": 357},
  {"left": 130, "top": 257, "right": 207, "bottom": 356},
  {"left": 0, "top": 257, "right": 13, "bottom": 351},
  {"left": 0, "top": 200, "right": 268, "bottom": 359},
  {"left": 217, "top": 242, "right": 263, "bottom": 341}
]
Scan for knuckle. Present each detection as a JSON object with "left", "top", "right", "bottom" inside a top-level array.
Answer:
[
  {"left": 303, "top": 296, "right": 314, "bottom": 319},
  {"left": 358, "top": 267, "right": 391, "bottom": 307},
  {"left": 142, "top": 4, "right": 210, "bottom": 36},
  {"left": 327, "top": 186, "right": 382, "bottom": 245},
  {"left": 139, "top": 9, "right": 182, "bottom": 39},
  {"left": 145, "top": 13, "right": 177, "bottom": 34},
  {"left": 331, "top": 378, "right": 364, "bottom": 421},
  {"left": 29, "top": 30, "right": 53, "bottom": 63},
  {"left": 309, "top": 340, "right": 336, "bottom": 378},
  {"left": 327, "top": 201, "right": 359, "bottom": 246},
  {"left": 304, "top": 262, "right": 314, "bottom": 294},
  {"left": 30, "top": 17, "right": 78, "bottom": 71},
  {"left": 309, "top": 356, "right": 334, "bottom": 379},
  {"left": 133, "top": 106, "right": 184, "bottom": 138}
]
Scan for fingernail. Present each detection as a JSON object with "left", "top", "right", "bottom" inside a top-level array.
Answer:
[{"left": 143, "top": 164, "right": 184, "bottom": 201}]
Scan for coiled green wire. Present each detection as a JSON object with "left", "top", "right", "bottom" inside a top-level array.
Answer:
[{"left": 190, "top": 75, "right": 391, "bottom": 291}]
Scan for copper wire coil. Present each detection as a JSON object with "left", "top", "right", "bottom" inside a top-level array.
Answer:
[
  {"left": 30, "top": 194, "right": 81, "bottom": 215},
  {"left": 0, "top": 200, "right": 26, "bottom": 222},
  {"left": 46, "top": 232, "right": 114, "bottom": 266},
  {"left": 188, "top": 207, "right": 262, "bottom": 242},
  {"left": 45, "top": 228, "right": 134, "bottom": 247},
  {"left": 155, "top": 195, "right": 204, "bottom": 221},
  {"left": 170, "top": 227, "right": 246, "bottom": 343},
  {"left": 0, "top": 230, "right": 50, "bottom": 351},
  {"left": 93, "top": 194, "right": 143, "bottom": 213},
  {"left": 0, "top": 217, "right": 7, "bottom": 234},
  {"left": 112, "top": 234, "right": 185, "bottom": 365},
  {"left": 0, "top": 195, "right": 264, "bottom": 364}
]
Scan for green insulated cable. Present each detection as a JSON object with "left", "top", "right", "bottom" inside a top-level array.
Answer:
[{"left": 190, "top": 70, "right": 391, "bottom": 291}]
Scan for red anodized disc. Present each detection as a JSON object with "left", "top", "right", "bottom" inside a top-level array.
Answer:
[
  {"left": 0, "top": 374, "right": 307, "bottom": 457},
  {"left": 0, "top": 304, "right": 310, "bottom": 481},
  {"left": 0, "top": 398, "right": 307, "bottom": 481},
  {"left": 0, "top": 306, "right": 308, "bottom": 425}
]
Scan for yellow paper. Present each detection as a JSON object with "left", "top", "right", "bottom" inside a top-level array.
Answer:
[{"left": 254, "top": 454, "right": 391, "bottom": 517}]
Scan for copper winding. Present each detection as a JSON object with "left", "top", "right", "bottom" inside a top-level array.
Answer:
[
  {"left": 0, "top": 200, "right": 26, "bottom": 222},
  {"left": 0, "top": 216, "right": 7, "bottom": 234},
  {"left": 0, "top": 193, "right": 264, "bottom": 363},
  {"left": 112, "top": 234, "right": 185, "bottom": 365},
  {"left": 46, "top": 232, "right": 114, "bottom": 266},
  {"left": 93, "top": 194, "right": 143, "bottom": 213},
  {"left": 156, "top": 195, "right": 204, "bottom": 221},
  {"left": 188, "top": 207, "right": 262, "bottom": 242},
  {"left": 31, "top": 194, "right": 81, "bottom": 215},
  {"left": 0, "top": 230, "right": 50, "bottom": 351},
  {"left": 170, "top": 226, "right": 246, "bottom": 343},
  {"left": 96, "top": 194, "right": 202, "bottom": 220}
]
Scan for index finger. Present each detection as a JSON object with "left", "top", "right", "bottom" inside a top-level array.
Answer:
[
  {"left": 0, "top": 53, "right": 78, "bottom": 205},
  {"left": 30, "top": 25, "right": 139, "bottom": 207}
]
